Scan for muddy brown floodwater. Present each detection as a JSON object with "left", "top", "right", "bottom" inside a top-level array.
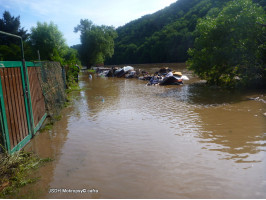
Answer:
[{"left": 19, "top": 63, "right": 265, "bottom": 198}]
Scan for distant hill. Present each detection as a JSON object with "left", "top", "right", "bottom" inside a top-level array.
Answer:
[{"left": 106, "top": 0, "right": 265, "bottom": 65}]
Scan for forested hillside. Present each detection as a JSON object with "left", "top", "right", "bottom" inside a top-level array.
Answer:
[{"left": 106, "top": 0, "right": 265, "bottom": 65}]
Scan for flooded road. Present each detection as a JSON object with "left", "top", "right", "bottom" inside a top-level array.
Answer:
[{"left": 22, "top": 63, "right": 266, "bottom": 198}]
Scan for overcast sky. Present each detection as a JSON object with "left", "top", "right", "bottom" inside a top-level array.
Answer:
[{"left": 0, "top": 0, "right": 177, "bottom": 46}]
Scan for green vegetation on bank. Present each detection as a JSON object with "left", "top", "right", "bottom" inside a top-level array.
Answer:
[
  {"left": 0, "top": 151, "right": 52, "bottom": 198},
  {"left": 74, "top": 19, "right": 117, "bottom": 67},
  {"left": 188, "top": 0, "right": 266, "bottom": 87},
  {"left": 29, "top": 21, "right": 82, "bottom": 87},
  {"left": 30, "top": 22, "right": 67, "bottom": 62},
  {"left": 107, "top": 0, "right": 265, "bottom": 65},
  {"left": 106, "top": 0, "right": 230, "bottom": 64}
]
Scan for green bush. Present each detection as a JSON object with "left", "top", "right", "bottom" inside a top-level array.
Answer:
[
  {"left": 188, "top": 0, "right": 266, "bottom": 87},
  {"left": 66, "top": 64, "right": 80, "bottom": 86}
]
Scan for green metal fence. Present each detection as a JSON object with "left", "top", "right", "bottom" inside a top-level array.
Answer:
[{"left": 0, "top": 61, "right": 47, "bottom": 154}]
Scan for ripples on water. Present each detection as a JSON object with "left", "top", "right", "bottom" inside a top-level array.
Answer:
[
  {"left": 155, "top": 81, "right": 266, "bottom": 160},
  {"left": 22, "top": 65, "right": 266, "bottom": 199},
  {"left": 70, "top": 73, "right": 265, "bottom": 198}
]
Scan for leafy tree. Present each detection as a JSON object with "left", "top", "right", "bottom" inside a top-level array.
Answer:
[
  {"left": 0, "top": 11, "right": 29, "bottom": 44},
  {"left": 74, "top": 19, "right": 117, "bottom": 67},
  {"left": 30, "top": 22, "right": 68, "bottom": 62},
  {"left": 0, "top": 44, "right": 20, "bottom": 61},
  {"left": 0, "top": 11, "right": 31, "bottom": 60},
  {"left": 188, "top": 0, "right": 266, "bottom": 86},
  {"left": 64, "top": 48, "right": 80, "bottom": 65},
  {"left": 30, "top": 21, "right": 81, "bottom": 86}
]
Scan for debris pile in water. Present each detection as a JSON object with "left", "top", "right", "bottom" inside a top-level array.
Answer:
[{"left": 93, "top": 66, "right": 189, "bottom": 86}]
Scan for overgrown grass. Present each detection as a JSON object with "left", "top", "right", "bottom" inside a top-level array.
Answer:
[
  {"left": 63, "top": 100, "right": 71, "bottom": 108},
  {"left": 65, "top": 77, "right": 84, "bottom": 107},
  {"left": 39, "top": 123, "right": 53, "bottom": 133},
  {"left": 53, "top": 115, "right": 62, "bottom": 121},
  {"left": 39, "top": 114, "right": 62, "bottom": 133},
  {"left": 66, "top": 82, "right": 82, "bottom": 94},
  {"left": 0, "top": 150, "right": 52, "bottom": 198}
]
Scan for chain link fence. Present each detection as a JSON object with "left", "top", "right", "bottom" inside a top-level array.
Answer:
[{"left": 37, "top": 62, "right": 67, "bottom": 121}]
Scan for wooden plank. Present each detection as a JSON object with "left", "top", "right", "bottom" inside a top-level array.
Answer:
[
  {"left": 27, "top": 67, "right": 33, "bottom": 122},
  {"left": 32, "top": 69, "right": 39, "bottom": 126},
  {"left": 32, "top": 68, "right": 38, "bottom": 126},
  {"left": 17, "top": 67, "right": 29, "bottom": 139},
  {"left": 28, "top": 67, "right": 36, "bottom": 126},
  {"left": 12, "top": 68, "right": 23, "bottom": 143},
  {"left": 0, "top": 68, "right": 11, "bottom": 150},
  {"left": 13, "top": 68, "right": 21, "bottom": 139},
  {"left": 9, "top": 68, "right": 20, "bottom": 147},
  {"left": 28, "top": 67, "right": 46, "bottom": 128},
  {"left": 14, "top": 68, "right": 27, "bottom": 140},
  {"left": 2, "top": 68, "right": 15, "bottom": 148},
  {"left": 3, "top": 68, "right": 14, "bottom": 148}
]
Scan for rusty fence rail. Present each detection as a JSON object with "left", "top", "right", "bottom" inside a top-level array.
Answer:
[{"left": 0, "top": 61, "right": 47, "bottom": 153}]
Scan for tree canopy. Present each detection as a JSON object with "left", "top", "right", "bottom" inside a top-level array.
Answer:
[
  {"left": 106, "top": 0, "right": 231, "bottom": 64},
  {"left": 106, "top": 0, "right": 265, "bottom": 65},
  {"left": 74, "top": 19, "right": 117, "bottom": 67},
  {"left": 30, "top": 22, "right": 68, "bottom": 62},
  {"left": 0, "top": 11, "right": 31, "bottom": 60},
  {"left": 187, "top": 0, "right": 266, "bottom": 86},
  {"left": 0, "top": 11, "right": 29, "bottom": 44}
]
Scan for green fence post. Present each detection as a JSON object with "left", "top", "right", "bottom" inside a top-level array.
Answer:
[
  {"left": 0, "top": 31, "right": 35, "bottom": 139},
  {"left": 24, "top": 62, "right": 35, "bottom": 134},
  {"left": 20, "top": 63, "right": 34, "bottom": 138}
]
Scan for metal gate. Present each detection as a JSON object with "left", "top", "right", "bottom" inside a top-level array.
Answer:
[{"left": 0, "top": 61, "right": 47, "bottom": 153}]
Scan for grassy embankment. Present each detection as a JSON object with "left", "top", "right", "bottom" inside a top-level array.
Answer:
[{"left": 0, "top": 150, "right": 52, "bottom": 198}]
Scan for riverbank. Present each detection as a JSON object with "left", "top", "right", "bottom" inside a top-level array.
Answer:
[{"left": 0, "top": 151, "right": 52, "bottom": 198}]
